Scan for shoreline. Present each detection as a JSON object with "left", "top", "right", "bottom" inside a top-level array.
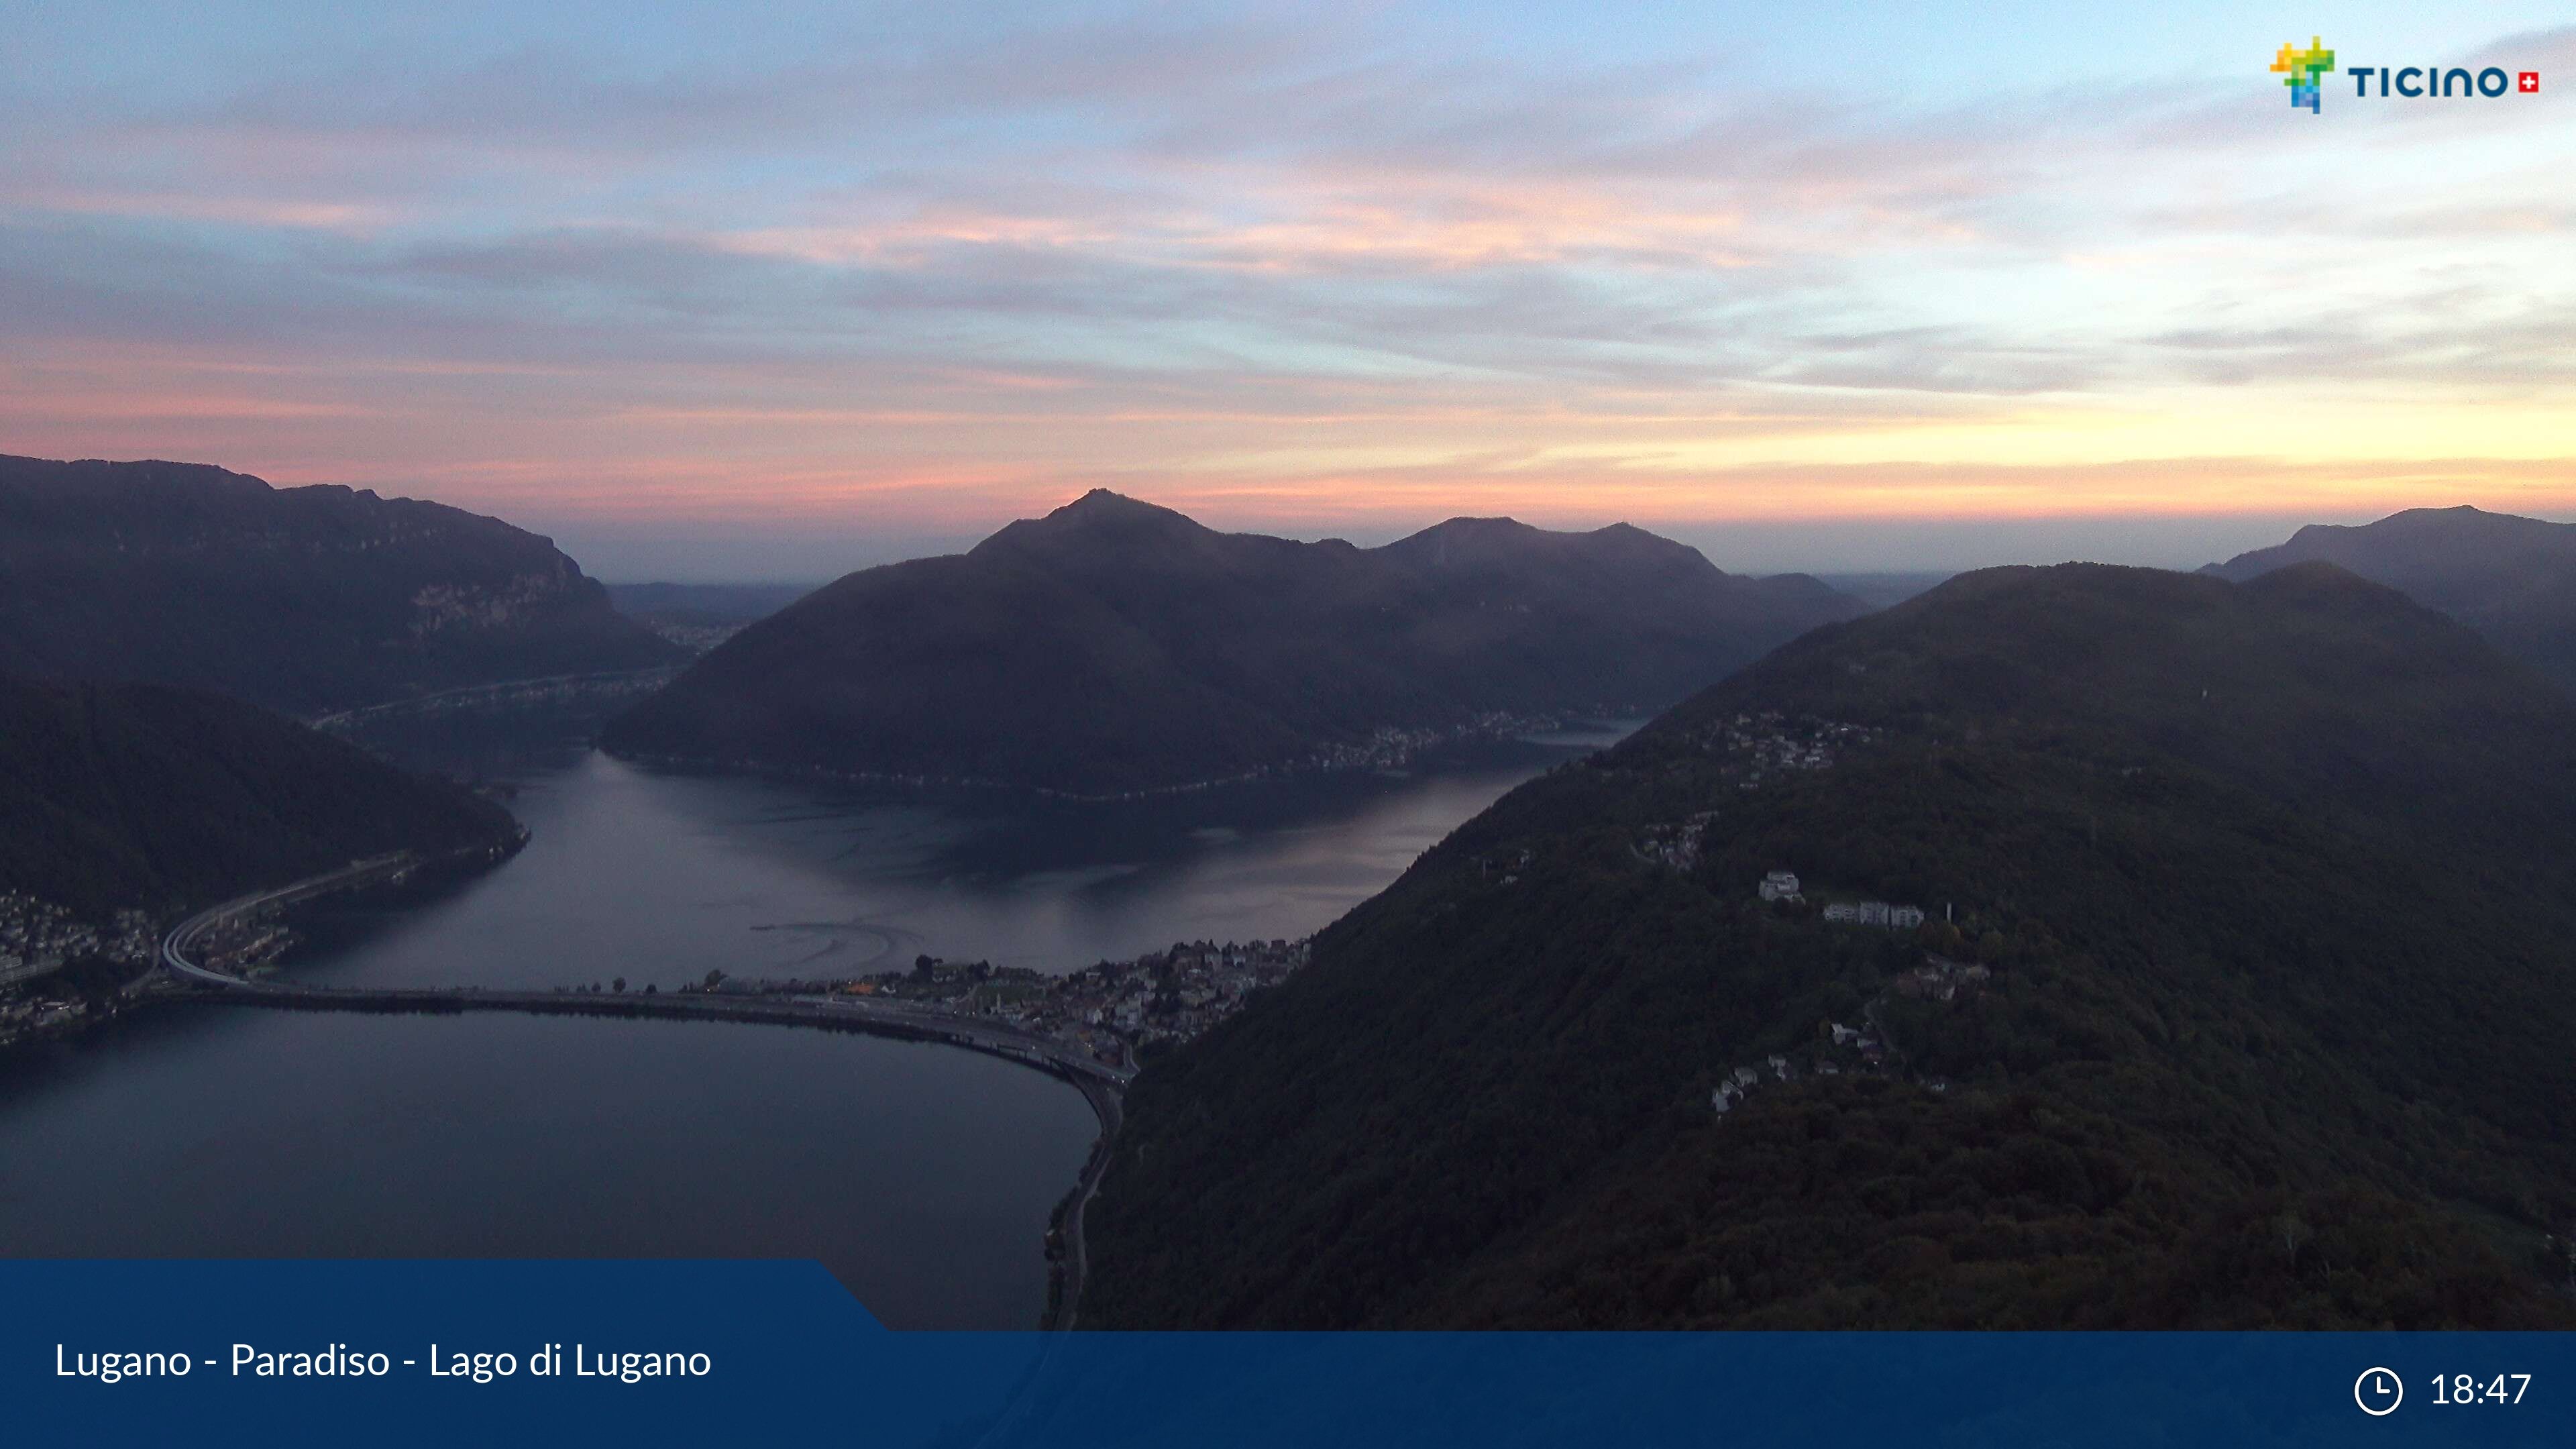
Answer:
[
  {"left": 597, "top": 706, "right": 1631, "bottom": 805},
  {"left": 147, "top": 847, "right": 1131, "bottom": 1332}
]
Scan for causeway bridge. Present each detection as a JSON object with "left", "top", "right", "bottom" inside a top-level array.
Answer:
[
  {"left": 180, "top": 981, "right": 1133, "bottom": 1103},
  {"left": 158, "top": 862, "right": 1132, "bottom": 1326}
]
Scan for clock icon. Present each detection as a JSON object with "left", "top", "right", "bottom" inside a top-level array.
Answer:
[{"left": 2355, "top": 1367, "right": 2404, "bottom": 1416}]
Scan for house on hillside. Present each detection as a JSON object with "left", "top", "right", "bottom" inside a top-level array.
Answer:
[
  {"left": 1822, "top": 900, "right": 1925, "bottom": 930},
  {"left": 1758, "top": 869, "right": 1803, "bottom": 903}
]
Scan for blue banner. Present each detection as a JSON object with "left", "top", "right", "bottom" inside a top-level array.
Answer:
[{"left": 7, "top": 1261, "right": 2567, "bottom": 1446}]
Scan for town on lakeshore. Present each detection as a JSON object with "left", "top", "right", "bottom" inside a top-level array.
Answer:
[
  {"left": 669, "top": 936, "right": 1317, "bottom": 1073},
  {"left": 3, "top": 867, "right": 1316, "bottom": 1086},
  {"left": 0, "top": 892, "right": 159, "bottom": 1042}
]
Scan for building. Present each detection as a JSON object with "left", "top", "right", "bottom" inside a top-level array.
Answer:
[
  {"left": 1823, "top": 900, "right": 1925, "bottom": 930},
  {"left": 1758, "top": 869, "right": 1803, "bottom": 903}
]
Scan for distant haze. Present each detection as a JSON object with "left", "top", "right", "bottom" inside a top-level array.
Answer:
[{"left": 560, "top": 506, "right": 2565, "bottom": 586}]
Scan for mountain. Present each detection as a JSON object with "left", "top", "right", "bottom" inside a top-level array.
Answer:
[
  {"left": 0, "top": 454, "right": 682, "bottom": 716},
  {"left": 600, "top": 491, "right": 1864, "bottom": 795},
  {"left": 1081, "top": 562, "right": 2576, "bottom": 1330},
  {"left": 0, "top": 674, "right": 521, "bottom": 975},
  {"left": 2206, "top": 506, "right": 2576, "bottom": 696}
]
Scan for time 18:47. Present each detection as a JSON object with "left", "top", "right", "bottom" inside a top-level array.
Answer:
[{"left": 2430, "top": 1374, "right": 2530, "bottom": 1405}]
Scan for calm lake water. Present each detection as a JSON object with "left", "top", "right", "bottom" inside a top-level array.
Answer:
[
  {"left": 288, "top": 729, "right": 1627, "bottom": 991},
  {"left": 0, "top": 1006, "right": 1094, "bottom": 1329},
  {"left": 0, "top": 716, "right": 1629, "bottom": 1326}
]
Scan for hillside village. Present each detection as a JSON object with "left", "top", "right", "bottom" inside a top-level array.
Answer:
[
  {"left": 1631, "top": 711, "right": 1884, "bottom": 873},
  {"left": 1711, "top": 869, "right": 1994, "bottom": 1120},
  {"left": 1636, "top": 812, "right": 1719, "bottom": 871},
  {"left": 1692, "top": 710, "right": 1881, "bottom": 790},
  {"left": 1617, "top": 731, "right": 2003, "bottom": 1120}
]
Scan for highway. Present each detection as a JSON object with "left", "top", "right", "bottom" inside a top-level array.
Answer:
[
  {"left": 1050, "top": 1070, "right": 1122, "bottom": 1329},
  {"left": 160, "top": 855, "right": 421, "bottom": 985},
  {"left": 305, "top": 665, "right": 684, "bottom": 731}
]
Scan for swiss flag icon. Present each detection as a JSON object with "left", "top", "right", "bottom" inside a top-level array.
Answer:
[{"left": 2520, "top": 71, "right": 2540, "bottom": 93}]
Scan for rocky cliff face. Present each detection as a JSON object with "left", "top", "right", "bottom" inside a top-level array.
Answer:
[{"left": 0, "top": 455, "right": 680, "bottom": 715}]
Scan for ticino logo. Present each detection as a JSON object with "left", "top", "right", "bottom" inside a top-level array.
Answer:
[{"left": 2270, "top": 35, "right": 2540, "bottom": 113}]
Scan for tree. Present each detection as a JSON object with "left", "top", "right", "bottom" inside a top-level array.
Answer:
[
  {"left": 612, "top": 977, "right": 627, "bottom": 994},
  {"left": 2275, "top": 1211, "right": 2309, "bottom": 1263}
]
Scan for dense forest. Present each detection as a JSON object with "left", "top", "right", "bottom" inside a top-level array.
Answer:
[
  {"left": 0, "top": 675, "right": 520, "bottom": 925},
  {"left": 1082, "top": 563, "right": 2576, "bottom": 1328},
  {"left": 602, "top": 490, "right": 1862, "bottom": 794},
  {"left": 0, "top": 453, "right": 678, "bottom": 716}
]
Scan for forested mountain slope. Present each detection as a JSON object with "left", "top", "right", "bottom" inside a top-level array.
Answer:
[
  {"left": 2208, "top": 505, "right": 2576, "bottom": 696},
  {"left": 604, "top": 490, "right": 1860, "bottom": 794},
  {"left": 0, "top": 676, "right": 519, "bottom": 943},
  {"left": 1083, "top": 563, "right": 2576, "bottom": 1329}
]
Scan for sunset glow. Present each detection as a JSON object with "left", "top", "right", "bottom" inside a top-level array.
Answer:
[{"left": 5, "top": 2, "right": 2572, "bottom": 575}]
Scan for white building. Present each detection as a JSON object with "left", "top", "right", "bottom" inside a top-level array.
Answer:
[
  {"left": 1823, "top": 900, "right": 1926, "bottom": 930},
  {"left": 1758, "top": 869, "right": 1803, "bottom": 903}
]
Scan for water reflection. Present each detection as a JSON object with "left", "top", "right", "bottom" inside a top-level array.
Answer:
[{"left": 297, "top": 720, "right": 1633, "bottom": 991}]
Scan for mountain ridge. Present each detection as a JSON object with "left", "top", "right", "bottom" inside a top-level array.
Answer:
[
  {"left": 601, "top": 492, "right": 1865, "bottom": 795},
  {"left": 2205, "top": 504, "right": 2576, "bottom": 696},
  {"left": 0, "top": 453, "right": 682, "bottom": 716}
]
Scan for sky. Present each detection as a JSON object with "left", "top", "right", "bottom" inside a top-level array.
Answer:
[{"left": 3, "top": 1, "right": 2571, "bottom": 580}]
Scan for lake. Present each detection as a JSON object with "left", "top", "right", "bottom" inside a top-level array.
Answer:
[
  {"left": 286, "top": 729, "right": 1628, "bottom": 991},
  {"left": 0, "top": 1005, "right": 1095, "bottom": 1329},
  {"left": 0, "top": 718, "right": 1629, "bottom": 1325}
]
